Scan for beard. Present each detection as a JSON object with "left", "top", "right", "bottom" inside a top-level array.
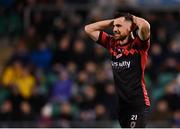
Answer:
[{"left": 114, "top": 33, "right": 128, "bottom": 41}]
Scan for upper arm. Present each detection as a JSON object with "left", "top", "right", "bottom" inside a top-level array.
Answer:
[{"left": 137, "top": 21, "right": 150, "bottom": 41}]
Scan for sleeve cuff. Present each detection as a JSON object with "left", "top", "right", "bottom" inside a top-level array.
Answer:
[{"left": 97, "top": 31, "right": 103, "bottom": 43}]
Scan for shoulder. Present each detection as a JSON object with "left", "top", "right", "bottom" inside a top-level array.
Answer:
[
  {"left": 132, "top": 35, "right": 150, "bottom": 51},
  {"left": 97, "top": 31, "right": 114, "bottom": 49}
]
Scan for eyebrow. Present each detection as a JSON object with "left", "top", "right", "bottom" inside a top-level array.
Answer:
[{"left": 113, "top": 24, "right": 122, "bottom": 27}]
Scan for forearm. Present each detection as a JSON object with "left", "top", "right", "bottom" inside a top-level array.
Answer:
[
  {"left": 133, "top": 16, "right": 150, "bottom": 40},
  {"left": 85, "top": 19, "right": 113, "bottom": 41},
  {"left": 85, "top": 19, "right": 114, "bottom": 32}
]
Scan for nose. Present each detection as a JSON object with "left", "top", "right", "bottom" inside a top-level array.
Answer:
[{"left": 113, "top": 27, "right": 118, "bottom": 33}]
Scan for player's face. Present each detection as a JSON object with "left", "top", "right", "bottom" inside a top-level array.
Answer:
[{"left": 113, "top": 17, "right": 132, "bottom": 41}]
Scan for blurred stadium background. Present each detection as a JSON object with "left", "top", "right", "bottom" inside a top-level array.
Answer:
[{"left": 0, "top": 0, "right": 179, "bottom": 128}]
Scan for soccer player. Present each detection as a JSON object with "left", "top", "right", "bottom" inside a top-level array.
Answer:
[{"left": 84, "top": 13, "right": 151, "bottom": 128}]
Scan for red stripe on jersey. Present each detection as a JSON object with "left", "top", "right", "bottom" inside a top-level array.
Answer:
[
  {"left": 100, "top": 31, "right": 111, "bottom": 48},
  {"left": 140, "top": 50, "right": 150, "bottom": 106}
]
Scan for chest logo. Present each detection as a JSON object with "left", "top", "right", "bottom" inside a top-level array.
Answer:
[{"left": 111, "top": 61, "right": 131, "bottom": 69}]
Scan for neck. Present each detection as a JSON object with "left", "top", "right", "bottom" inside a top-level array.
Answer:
[
  {"left": 117, "top": 32, "right": 134, "bottom": 46},
  {"left": 118, "top": 37, "right": 129, "bottom": 45}
]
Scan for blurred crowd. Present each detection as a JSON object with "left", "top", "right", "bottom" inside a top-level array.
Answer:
[{"left": 0, "top": 0, "right": 179, "bottom": 128}]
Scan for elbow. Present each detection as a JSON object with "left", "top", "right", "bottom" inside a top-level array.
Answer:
[
  {"left": 146, "top": 22, "right": 150, "bottom": 32},
  {"left": 84, "top": 25, "right": 89, "bottom": 33},
  {"left": 84, "top": 25, "right": 91, "bottom": 34}
]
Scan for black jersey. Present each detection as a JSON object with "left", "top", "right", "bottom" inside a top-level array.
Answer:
[{"left": 97, "top": 31, "right": 150, "bottom": 108}]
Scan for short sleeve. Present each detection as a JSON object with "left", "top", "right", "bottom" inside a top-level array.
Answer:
[
  {"left": 96, "top": 31, "right": 111, "bottom": 49},
  {"left": 133, "top": 36, "right": 150, "bottom": 51}
]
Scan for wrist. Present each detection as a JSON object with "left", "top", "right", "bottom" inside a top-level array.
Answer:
[{"left": 109, "top": 19, "right": 114, "bottom": 25}]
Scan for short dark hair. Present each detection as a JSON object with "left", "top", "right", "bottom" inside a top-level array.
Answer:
[{"left": 114, "top": 12, "right": 133, "bottom": 22}]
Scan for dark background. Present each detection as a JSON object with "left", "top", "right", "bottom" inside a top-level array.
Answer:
[{"left": 0, "top": 0, "right": 179, "bottom": 127}]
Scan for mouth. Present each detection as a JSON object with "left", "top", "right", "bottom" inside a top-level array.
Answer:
[{"left": 114, "top": 33, "right": 120, "bottom": 37}]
